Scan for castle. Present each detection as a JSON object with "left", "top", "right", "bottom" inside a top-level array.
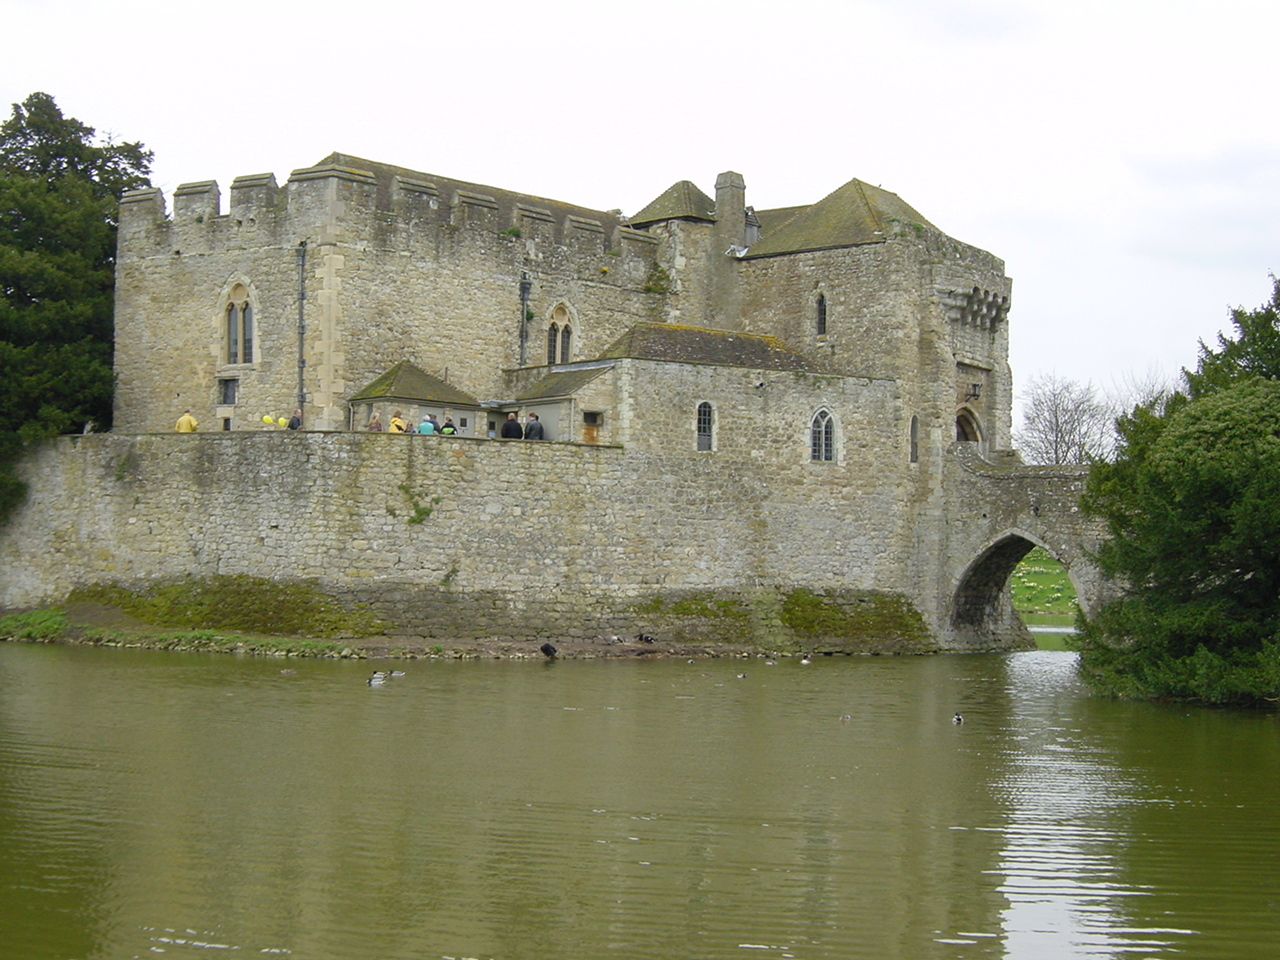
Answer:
[
  {"left": 113, "top": 154, "right": 1012, "bottom": 448},
  {"left": 1, "top": 155, "right": 1104, "bottom": 650}
]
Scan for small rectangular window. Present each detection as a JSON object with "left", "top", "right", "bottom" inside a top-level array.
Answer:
[
  {"left": 219, "top": 378, "right": 238, "bottom": 405},
  {"left": 583, "top": 411, "right": 602, "bottom": 425}
]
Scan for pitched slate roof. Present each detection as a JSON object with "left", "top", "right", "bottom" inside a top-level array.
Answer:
[
  {"left": 744, "top": 178, "right": 935, "bottom": 259},
  {"left": 600, "top": 322, "right": 815, "bottom": 371},
  {"left": 349, "top": 360, "right": 480, "bottom": 406},
  {"left": 516, "top": 367, "right": 611, "bottom": 401},
  {"left": 628, "top": 181, "right": 717, "bottom": 228}
]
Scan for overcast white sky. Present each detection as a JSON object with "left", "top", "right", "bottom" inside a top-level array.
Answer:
[{"left": 7, "top": 0, "right": 1278, "bottom": 410}]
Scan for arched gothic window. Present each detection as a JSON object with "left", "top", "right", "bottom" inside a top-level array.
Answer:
[
  {"left": 810, "top": 409, "right": 835, "bottom": 462},
  {"left": 696, "top": 401, "right": 713, "bottom": 451},
  {"left": 225, "top": 284, "right": 254, "bottom": 365},
  {"left": 816, "top": 293, "right": 827, "bottom": 336},
  {"left": 560, "top": 325, "right": 572, "bottom": 363},
  {"left": 547, "top": 324, "right": 559, "bottom": 365}
]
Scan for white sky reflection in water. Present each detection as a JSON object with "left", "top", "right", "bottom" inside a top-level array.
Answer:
[{"left": 991, "top": 654, "right": 1192, "bottom": 957}]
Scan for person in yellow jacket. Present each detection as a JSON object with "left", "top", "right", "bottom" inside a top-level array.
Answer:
[
  {"left": 175, "top": 410, "right": 198, "bottom": 432},
  {"left": 389, "top": 410, "right": 410, "bottom": 433}
]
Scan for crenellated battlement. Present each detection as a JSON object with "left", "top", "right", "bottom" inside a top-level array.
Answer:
[{"left": 119, "top": 157, "right": 657, "bottom": 266}]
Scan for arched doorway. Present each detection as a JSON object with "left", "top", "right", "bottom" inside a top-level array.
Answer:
[{"left": 956, "top": 407, "right": 981, "bottom": 442}]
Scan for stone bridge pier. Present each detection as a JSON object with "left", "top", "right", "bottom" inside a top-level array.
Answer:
[{"left": 930, "top": 445, "right": 1113, "bottom": 650}]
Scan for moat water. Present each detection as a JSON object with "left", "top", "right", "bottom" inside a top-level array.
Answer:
[{"left": 1, "top": 643, "right": 1277, "bottom": 960}]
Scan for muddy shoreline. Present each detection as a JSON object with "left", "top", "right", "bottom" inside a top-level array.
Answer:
[{"left": 0, "top": 601, "right": 806, "bottom": 661}]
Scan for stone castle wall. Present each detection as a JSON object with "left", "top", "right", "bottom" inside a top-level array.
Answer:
[{"left": 0, "top": 414, "right": 931, "bottom": 647}]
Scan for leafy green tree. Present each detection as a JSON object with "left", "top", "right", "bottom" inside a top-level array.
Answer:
[
  {"left": 1185, "top": 277, "right": 1280, "bottom": 398},
  {"left": 0, "top": 92, "right": 150, "bottom": 517},
  {"left": 1078, "top": 285, "right": 1280, "bottom": 703}
]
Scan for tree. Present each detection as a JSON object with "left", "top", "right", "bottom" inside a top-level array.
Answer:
[
  {"left": 1185, "top": 276, "right": 1280, "bottom": 398},
  {"left": 1014, "top": 373, "right": 1114, "bottom": 464},
  {"left": 0, "top": 93, "right": 150, "bottom": 517},
  {"left": 1077, "top": 284, "right": 1280, "bottom": 703}
]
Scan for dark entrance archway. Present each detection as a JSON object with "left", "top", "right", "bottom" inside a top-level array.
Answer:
[{"left": 951, "top": 532, "right": 1045, "bottom": 649}]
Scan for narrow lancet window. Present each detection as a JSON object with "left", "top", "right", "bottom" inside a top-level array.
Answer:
[
  {"left": 816, "top": 293, "right": 827, "bottom": 336},
  {"left": 224, "top": 284, "right": 254, "bottom": 365},
  {"left": 226, "top": 304, "right": 240, "bottom": 364},
  {"left": 697, "top": 401, "right": 713, "bottom": 451},
  {"left": 560, "top": 326, "right": 572, "bottom": 364},
  {"left": 810, "top": 409, "right": 835, "bottom": 462},
  {"left": 547, "top": 324, "right": 559, "bottom": 365}
]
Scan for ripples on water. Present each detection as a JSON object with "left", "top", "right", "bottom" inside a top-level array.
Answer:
[{"left": 0, "top": 645, "right": 1276, "bottom": 960}]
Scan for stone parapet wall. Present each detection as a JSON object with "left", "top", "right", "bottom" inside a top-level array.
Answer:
[{"left": 0, "top": 432, "right": 926, "bottom": 647}]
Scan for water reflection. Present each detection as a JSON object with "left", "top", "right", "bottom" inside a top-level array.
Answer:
[{"left": 0, "top": 644, "right": 1276, "bottom": 960}]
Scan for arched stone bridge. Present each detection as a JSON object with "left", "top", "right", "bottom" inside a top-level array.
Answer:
[{"left": 933, "top": 444, "right": 1112, "bottom": 649}]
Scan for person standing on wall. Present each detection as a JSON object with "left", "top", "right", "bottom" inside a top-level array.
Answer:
[
  {"left": 439, "top": 417, "right": 458, "bottom": 435},
  {"left": 417, "top": 414, "right": 436, "bottom": 435},
  {"left": 287, "top": 409, "right": 302, "bottom": 430},
  {"left": 500, "top": 412, "right": 523, "bottom": 439},
  {"left": 523, "top": 412, "right": 545, "bottom": 440},
  {"left": 389, "top": 411, "right": 409, "bottom": 433},
  {"left": 367, "top": 412, "right": 384, "bottom": 432},
  {"left": 175, "top": 410, "right": 198, "bottom": 432}
]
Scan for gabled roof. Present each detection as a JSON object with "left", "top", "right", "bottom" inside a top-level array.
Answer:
[
  {"left": 628, "top": 181, "right": 717, "bottom": 228},
  {"left": 516, "top": 367, "right": 612, "bottom": 401},
  {"left": 601, "top": 322, "right": 815, "bottom": 372},
  {"left": 349, "top": 360, "right": 480, "bottom": 406},
  {"left": 745, "top": 178, "right": 935, "bottom": 259}
]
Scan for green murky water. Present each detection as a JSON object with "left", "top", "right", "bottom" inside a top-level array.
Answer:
[{"left": 1, "top": 643, "right": 1276, "bottom": 960}]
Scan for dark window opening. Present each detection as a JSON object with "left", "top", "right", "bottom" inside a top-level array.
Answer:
[
  {"left": 816, "top": 293, "right": 827, "bottom": 336},
  {"left": 560, "top": 325, "right": 572, "bottom": 364},
  {"left": 219, "top": 378, "right": 238, "bottom": 405},
  {"left": 910, "top": 415, "right": 919, "bottom": 463}
]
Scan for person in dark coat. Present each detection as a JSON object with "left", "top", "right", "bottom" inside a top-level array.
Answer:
[
  {"left": 500, "top": 412, "right": 524, "bottom": 439},
  {"left": 523, "top": 413, "right": 545, "bottom": 440}
]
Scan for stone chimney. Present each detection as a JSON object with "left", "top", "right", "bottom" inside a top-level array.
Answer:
[
  {"left": 709, "top": 171, "right": 747, "bottom": 329},
  {"left": 713, "top": 171, "right": 747, "bottom": 252}
]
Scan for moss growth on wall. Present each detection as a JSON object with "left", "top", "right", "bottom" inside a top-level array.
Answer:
[
  {"left": 68, "top": 575, "right": 385, "bottom": 638},
  {"left": 642, "top": 264, "right": 672, "bottom": 294},
  {"left": 779, "top": 588, "right": 932, "bottom": 651},
  {"left": 631, "top": 587, "right": 935, "bottom": 653},
  {"left": 633, "top": 591, "right": 752, "bottom": 620}
]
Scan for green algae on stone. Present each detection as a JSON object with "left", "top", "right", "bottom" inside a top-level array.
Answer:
[{"left": 68, "top": 576, "right": 385, "bottom": 638}]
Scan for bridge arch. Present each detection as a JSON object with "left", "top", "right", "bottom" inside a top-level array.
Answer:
[{"left": 949, "top": 529, "right": 1087, "bottom": 649}]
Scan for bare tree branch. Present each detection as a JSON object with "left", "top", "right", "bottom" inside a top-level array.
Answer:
[{"left": 1015, "top": 374, "right": 1115, "bottom": 464}]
